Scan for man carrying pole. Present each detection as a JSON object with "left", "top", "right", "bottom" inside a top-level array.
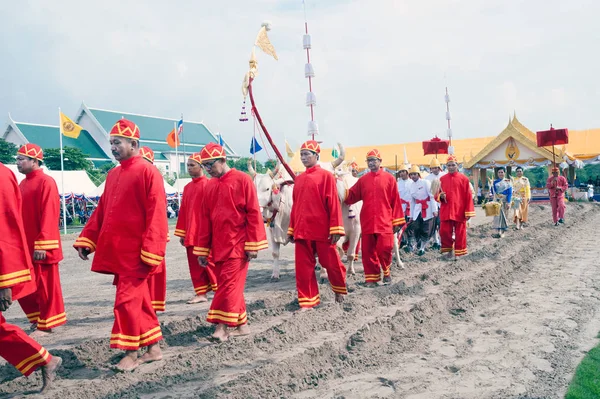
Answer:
[{"left": 546, "top": 167, "right": 568, "bottom": 226}]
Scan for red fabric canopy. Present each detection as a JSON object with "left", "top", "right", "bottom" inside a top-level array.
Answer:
[
  {"left": 422, "top": 137, "right": 449, "bottom": 155},
  {"left": 536, "top": 126, "right": 569, "bottom": 147}
]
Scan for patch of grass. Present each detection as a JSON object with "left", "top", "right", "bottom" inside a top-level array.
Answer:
[{"left": 565, "top": 343, "right": 600, "bottom": 399}]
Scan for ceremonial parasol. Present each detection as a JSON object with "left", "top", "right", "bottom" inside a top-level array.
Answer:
[
  {"left": 536, "top": 125, "right": 569, "bottom": 168},
  {"left": 422, "top": 136, "right": 449, "bottom": 157}
]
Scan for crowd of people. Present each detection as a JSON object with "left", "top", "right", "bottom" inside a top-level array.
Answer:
[{"left": 0, "top": 118, "right": 577, "bottom": 393}]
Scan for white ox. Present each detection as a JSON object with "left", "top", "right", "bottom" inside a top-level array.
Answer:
[{"left": 248, "top": 161, "right": 293, "bottom": 280}]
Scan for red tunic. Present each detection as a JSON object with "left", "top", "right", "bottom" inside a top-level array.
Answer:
[
  {"left": 19, "top": 169, "right": 63, "bottom": 264},
  {"left": 345, "top": 168, "right": 405, "bottom": 233},
  {"left": 73, "top": 156, "right": 168, "bottom": 278},
  {"left": 0, "top": 163, "right": 36, "bottom": 301},
  {"left": 193, "top": 169, "right": 267, "bottom": 261},
  {"left": 546, "top": 175, "right": 568, "bottom": 198},
  {"left": 435, "top": 172, "right": 476, "bottom": 222},
  {"left": 288, "top": 165, "right": 345, "bottom": 241},
  {"left": 175, "top": 176, "right": 208, "bottom": 247}
]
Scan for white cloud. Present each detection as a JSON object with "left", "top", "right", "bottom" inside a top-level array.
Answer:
[{"left": 1, "top": 0, "right": 599, "bottom": 158}]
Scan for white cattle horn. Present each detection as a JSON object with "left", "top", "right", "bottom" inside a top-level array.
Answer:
[
  {"left": 331, "top": 142, "right": 346, "bottom": 168},
  {"left": 247, "top": 160, "right": 257, "bottom": 177}
]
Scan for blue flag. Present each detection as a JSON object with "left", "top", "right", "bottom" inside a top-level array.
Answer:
[
  {"left": 218, "top": 134, "right": 224, "bottom": 146},
  {"left": 250, "top": 137, "right": 262, "bottom": 154}
]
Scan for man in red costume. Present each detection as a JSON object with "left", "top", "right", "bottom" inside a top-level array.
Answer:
[
  {"left": 73, "top": 120, "right": 168, "bottom": 371},
  {"left": 0, "top": 162, "right": 62, "bottom": 393},
  {"left": 435, "top": 155, "right": 475, "bottom": 259},
  {"left": 140, "top": 146, "right": 168, "bottom": 313},
  {"left": 546, "top": 166, "right": 568, "bottom": 226},
  {"left": 15, "top": 144, "right": 67, "bottom": 336},
  {"left": 345, "top": 149, "right": 405, "bottom": 286},
  {"left": 287, "top": 140, "right": 348, "bottom": 309},
  {"left": 194, "top": 143, "right": 267, "bottom": 342},
  {"left": 175, "top": 152, "right": 217, "bottom": 304}
]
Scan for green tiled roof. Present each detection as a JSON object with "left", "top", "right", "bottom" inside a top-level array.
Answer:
[
  {"left": 139, "top": 141, "right": 203, "bottom": 153},
  {"left": 88, "top": 108, "right": 236, "bottom": 155},
  {"left": 16, "top": 123, "right": 110, "bottom": 160}
]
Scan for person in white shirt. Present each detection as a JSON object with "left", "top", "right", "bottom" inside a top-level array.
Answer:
[
  {"left": 396, "top": 164, "right": 414, "bottom": 252},
  {"left": 408, "top": 165, "right": 438, "bottom": 255},
  {"left": 424, "top": 158, "right": 445, "bottom": 249}
]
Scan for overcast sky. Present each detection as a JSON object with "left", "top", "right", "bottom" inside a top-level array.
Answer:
[{"left": 1, "top": 0, "right": 598, "bottom": 158}]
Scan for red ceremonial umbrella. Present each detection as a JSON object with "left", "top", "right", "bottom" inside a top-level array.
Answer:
[
  {"left": 422, "top": 136, "right": 449, "bottom": 157},
  {"left": 536, "top": 125, "right": 569, "bottom": 167}
]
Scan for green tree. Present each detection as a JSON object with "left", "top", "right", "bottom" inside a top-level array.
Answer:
[
  {"left": 86, "top": 162, "right": 116, "bottom": 186},
  {"left": 0, "top": 138, "right": 18, "bottom": 164},
  {"left": 44, "top": 147, "right": 93, "bottom": 171}
]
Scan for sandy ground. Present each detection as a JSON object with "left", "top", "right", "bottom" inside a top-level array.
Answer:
[{"left": 1, "top": 203, "right": 600, "bottom": 398}]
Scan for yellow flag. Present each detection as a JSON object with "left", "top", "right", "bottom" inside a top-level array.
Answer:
[
  {"left": 60, "top": 112, "right": 83, "bottom": 139},
  {"left": 285, "top": 140, "right": 294, "bottom": 158}
]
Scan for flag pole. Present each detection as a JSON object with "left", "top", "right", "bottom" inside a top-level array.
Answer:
[
  {"left": 58, "top": 108, "right": 67, "bottom": 234},
  {"left": 174, "top": 121, "right": 181, "bottom": 207},
  {"left": 181, "top": 113, "right": 186, "bottom": 163}
]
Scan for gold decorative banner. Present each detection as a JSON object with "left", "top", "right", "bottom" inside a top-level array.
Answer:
[{"left": 505, "top": 137, "right": 520, "bottom": 160}]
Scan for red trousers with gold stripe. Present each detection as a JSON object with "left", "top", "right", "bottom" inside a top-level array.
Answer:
[
  {"left": 110, "top": 275, "right": 163, "bottom": 350},
  {"left": 18, "top": 263, "right": 66, "bottom": 330},
  {"left": 0, "top": 312, "right": 51, "bottom": 376},
  {"left": 207, "top": 258, "right": 248, "bottom": 327},
  {"left": 186, "top": 246, "right": 217, "bottom": 295},
  {"left": 361, "top": 233, "right": 394, "bottom": 283},
  {"left": 294, "top": 239, "right": 347, "bottom": 309},
  {"left": 440, "top": 220, "right": 468, "bottom": 257},
  {"left": 148, "top": 269, "right": 167, "bottom": 312}
]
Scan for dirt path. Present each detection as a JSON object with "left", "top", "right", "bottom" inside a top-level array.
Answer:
[{"left": 1, "top": 204, "right": 599, "bottom": 399}]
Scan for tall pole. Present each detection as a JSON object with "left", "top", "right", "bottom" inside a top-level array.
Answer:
[
  {"left": 58, "top": 108, "right": 67, "bottom": 234},
  {"left": 303, "top": 0, "right": 318, "bottom": 140},
  {"left": 174, "top": 121, "right": 181, "bottom": 207},
  {"left": 181, "top": 113, "right": 186, "bottom": 163},
  {"left": 445, "top": 87, "right": 453, "bottom": 152}
]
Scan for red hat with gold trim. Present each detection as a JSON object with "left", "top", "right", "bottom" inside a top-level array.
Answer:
[
  {"left": 300, "top": 140, "right": 320, "bottom": 154},
  {"left": 366, "top": 149, "right": 382, "bottom": 160},
  {"left": 189, "top": 152, "right": 202, "bottom": 164},
  {"left": 446, "top": 154, "right": 458, "bottom": 163},
  {"left": 110, "top": 119, "right": 140, "bottom": 140},
  {"left": 17, "top": 143, "right": 44, "bottom": 161},
  {"left": 200, "top": 143, "right": 226, "bottom": 162},
  {"left": 350, "top": 161, "right": 359, "bottom": 170},
  {"left": 140, "top": 146, "right": 154, "bottom": 163}
]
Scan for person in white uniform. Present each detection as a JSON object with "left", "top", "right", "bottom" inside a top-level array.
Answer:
[
  {"left": 408, "top": 165, "right": 438, "bottom": 255},
  {"left": 396, "top": 164, "right": 413, "bottom": 252},
  {"left": 424, "top": 158, "right": 446, "bottom": 249}
]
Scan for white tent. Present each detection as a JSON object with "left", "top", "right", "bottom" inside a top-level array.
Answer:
[
  {"left": 173, "top": 178, "right": 192, "bottom": 192},
  {"left": 5, "top": 164, "right": 98, "bottom": 195}
]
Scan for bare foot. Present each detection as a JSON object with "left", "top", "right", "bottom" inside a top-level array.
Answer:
[
  {"left": 208, "top": 324, "right": 229, "bottom": 343},
  {"left": 364, "top": 282, "right": 378, "bottom": 288},
  {"left": 229, "top": 324, "right": 250, "bottom": 337},
  {"left": 270, "top": 275, "right": 280, "bottom": 282},
  {"left": 383, "top": 276, "right": 392, "bottom": 284},
  {"left": 40, "top": 356, "right": 62, "bottom": 393},
  {"left": 136, "top": 343, "right": 162, "bottom": 365},
  {"left": 30, "top": 329, "right": 52, "bottom": 339},
  {"left": 335, "top": 293, "right": 345, "bottom": 303},
  {"left": 297, "top": 307, "right": 313, "bottom": 313},
  {"left": 187, "top": 294, "right": 208, "bottom": 304},
  {"left": 113, "top": 351, "right": 139, "bottom": 372}
]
